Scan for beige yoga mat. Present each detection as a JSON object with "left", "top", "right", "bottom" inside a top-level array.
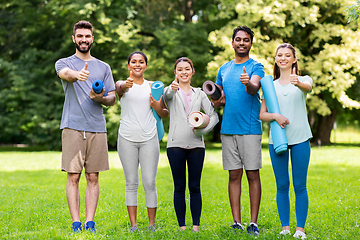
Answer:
[{"left": 189, "top": 111, "right": 210, "bottom": 128}]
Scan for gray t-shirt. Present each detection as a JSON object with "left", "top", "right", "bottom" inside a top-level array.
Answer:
[{"left": 55, "top": 54, "right": 115, "bottom": 132}]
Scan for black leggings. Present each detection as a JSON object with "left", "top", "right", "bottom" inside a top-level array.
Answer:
[{"left": 166, "top": 147, "right": 205, "bottom": 227}]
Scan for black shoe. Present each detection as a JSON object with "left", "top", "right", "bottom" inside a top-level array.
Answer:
[
  {"left": 247, "top": 222, "right": 260, "bottom": 237},
  {"left": 231, "top": 221, "right": 244, "bottom": 232}
]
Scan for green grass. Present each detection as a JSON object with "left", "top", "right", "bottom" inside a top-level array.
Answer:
[{"left": 0, "top": 144, "right": 359, "bottom": 239}]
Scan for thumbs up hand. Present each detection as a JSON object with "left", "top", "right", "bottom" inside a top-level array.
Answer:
[
  {"left": 125, "top": 70, "right": 134, "bottom": 90},
  {"left": 290, "top": 67, "right": 299, "bottom": 86},
  {"left": 240, "top": 66, "right": 249, "bottom": 86},
  {"left": 171, "top": 75, "right": 179, "bottom": 91},
  {"left": 77, "top": 62, "right": 89, "bottom": 81}
]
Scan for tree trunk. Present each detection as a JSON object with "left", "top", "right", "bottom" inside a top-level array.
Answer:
[{"left": 311, "top": 111, "right": 336, "bottom": 146}]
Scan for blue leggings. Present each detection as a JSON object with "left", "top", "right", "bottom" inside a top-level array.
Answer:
[
  {"left": 167, "top": 147, "right": 205, "bottom": 227},
  {"left": 269, "top": 140, "right": 310, "bottom": 228}
]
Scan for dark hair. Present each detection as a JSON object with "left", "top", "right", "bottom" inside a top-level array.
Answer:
[
  {"left": 128, "top": 51, "right": 148, "bottom": 65},
  {"left": 174, "top": 57, "right": 195, "bottom": 72},
  {"left": 232, "top": 26, "right": 254, "bottom": 43},
  {"left": 273, "top": 43, "right": 299, "bottom": 80},
  {"left": 73, "top": 20, "right": 93, "bottom": 36}
]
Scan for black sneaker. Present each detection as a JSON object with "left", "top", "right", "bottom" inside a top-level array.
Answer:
[
  {"left": 247, "top": 222, "right": 260, "bottom": 237},
  {"left": 231, "top": 221, "right": 244, "bottom": 232}
]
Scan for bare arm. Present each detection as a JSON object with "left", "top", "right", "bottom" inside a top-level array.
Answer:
[
  {"left": 90, "top": 90, "right": 116, "bottom": 106},
  {"left": 150, "top": 95, "right": 169, "bottom": 119},
  {"left": 58, "top": 62, "right": 89, "bottom": 82}
]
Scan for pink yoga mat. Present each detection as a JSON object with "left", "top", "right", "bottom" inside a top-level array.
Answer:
[{"left": 189, "top": 111, "right": 210, "bottom": 128}]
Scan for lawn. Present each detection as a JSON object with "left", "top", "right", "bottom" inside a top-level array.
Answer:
[{"left": 0, "top": 137, "right": 359, "bottom": 239}]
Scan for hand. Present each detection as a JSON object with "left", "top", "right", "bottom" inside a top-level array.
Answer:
[
  {"left": 211, "top": 90, "right": 226, "bottom": 108},
  {"left": 77, "top": 62, "right": 89, "bottom": 81},
  {"left": 274, "top": 113, "right": 290, "bottom": 128},
  {"left": 125, "top": 71, "right": 134, "bottom": 90},
  {"left": 290, "top": 67, "right": 300, "bottom": 86},
  {"left": 171, "top": 78, "right": 179, "bottom": 91},
  {"left": 150, "top": 94, "right": 162, "bottom": 110},
  {"left": 90, "top": 87, "right": 105, "bottom": 101},
  {"left": 240, "top": 66, "right": 249, "bottom": 86}
]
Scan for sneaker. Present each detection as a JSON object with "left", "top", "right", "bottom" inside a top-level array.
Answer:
[
  {"left": 85, "top": 221, "right": 96, "bottom": 233},
  {"left": 148, "top": 225, "right": 156, "bottom": 232},
  {"left": 279, "top": 229, "right": 291, "bottom": 235},
  {"left": 231, "top": 221, "right": 244, "bottom": 232},
  {"left": 130, "top": 225, "right": 139, "bottom": 232},
  {"left": 71, "top": 222, "right": 82, "bottom": 233},
  {"left": 247, "top": 222, "right": 260, "bottom": 237},
  {"left": 293, "top": 230, "right": 306, "bottom": 239}
]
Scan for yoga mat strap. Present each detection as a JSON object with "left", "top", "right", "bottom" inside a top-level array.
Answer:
[{"left": 260, "top": 75, "right": 288, "bottom": 154}]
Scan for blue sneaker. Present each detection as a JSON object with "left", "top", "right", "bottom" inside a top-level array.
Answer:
[
  {"left": 247, "top": 222, "right": 260, "bottom": 237},
  {"left": 71, "top": 222, "right": 82, "bottom": 233},
  {"left": 85, "top": 221, "right": 96, "bottom": 233}
]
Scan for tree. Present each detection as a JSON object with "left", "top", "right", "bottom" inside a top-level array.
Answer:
[{"left": 207, "top": 0, "right": 360, "bottom": 145}]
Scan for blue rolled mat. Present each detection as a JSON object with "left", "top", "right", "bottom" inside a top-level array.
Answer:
[
  {"left": 92, "top": 79, "right": 107, "bottom": 96},
  {"left": 260, "top": 75, "right": 288, "bottom": 154},
  {"left": 151, "top": 81, "right": 165, "bottom": 141}
]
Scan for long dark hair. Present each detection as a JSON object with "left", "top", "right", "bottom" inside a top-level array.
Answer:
[{"left": 273, "top": 43, "right": 299, "bottom": 80}]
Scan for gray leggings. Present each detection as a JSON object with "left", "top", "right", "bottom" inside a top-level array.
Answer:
[{"left": 117, "top": 134, "right": 159, "bottom": 208}]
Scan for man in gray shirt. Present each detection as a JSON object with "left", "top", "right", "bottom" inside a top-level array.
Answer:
[{"left": 55, "top": 20, "right": 116, "bottom": 233}]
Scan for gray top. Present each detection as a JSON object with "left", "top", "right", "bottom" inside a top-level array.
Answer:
[
  {"left": 55, "top": 54, "right": 115, "bottom": 132},
  {"left": 164, "top": 86, "right": 219, "bottom": 148}
]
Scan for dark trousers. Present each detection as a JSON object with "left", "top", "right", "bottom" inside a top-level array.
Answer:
[{"left": 167, "top": 147, "right": 205, "bottom": 226}]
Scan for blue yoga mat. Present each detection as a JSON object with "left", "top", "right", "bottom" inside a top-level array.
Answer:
[
  {"left": 151, "top": 81, "right": 165, "bottom": 141},
  {"left": 260, "top": 75, "right": 288, "bottom": 154},
  {"left": 92, "top": 79, "right": 107, "bottom": 96}
]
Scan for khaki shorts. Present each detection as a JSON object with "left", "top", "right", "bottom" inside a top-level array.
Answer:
[
  {"left": 62, "top": 128, "right": 109, "bottom": 173},
  {"left": 221, "top": 134, "right": 262, "bottom": 171}
]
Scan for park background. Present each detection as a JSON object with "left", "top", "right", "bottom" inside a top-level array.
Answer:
[{"left": 0, "top": 0, "right": 360, "bottom": 239}]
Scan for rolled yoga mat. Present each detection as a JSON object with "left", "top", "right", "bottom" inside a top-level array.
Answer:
[
  {"left": 151, "top": 81, "right": 165, "bottom": 141},
  {"left": 189, "top": 111, "right": 210, "bottom": 129},
  {"left": 92, "top": 79, "right": 107, "bottom": 96},
  {"left": 202, "top": 80, "right": 222, "bottom": 100},
  {"left": 260, "top": 75, "right": 288, "bottom": 154}
]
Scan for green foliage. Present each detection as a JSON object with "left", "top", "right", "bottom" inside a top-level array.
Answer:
[
  {"left": 1, "top": 0, "right": 360, "bottom": 148},
  {"left": 346, "top": 0, "right": 360, "bottom": 22},
  {"left": 1, "top": 145, "right": 360, "bottom": 239},
  {"left": 207, "top": 0, "right": 360, "bottom": 142}
]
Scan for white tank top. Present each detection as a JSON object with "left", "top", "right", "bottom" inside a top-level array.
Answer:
[{"left": 119, "top": 80, "right": 157, "bottom": 142}]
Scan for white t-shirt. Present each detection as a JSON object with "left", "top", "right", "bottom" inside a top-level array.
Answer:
[
  {"left": 269, "top": 76, "right": 313, "bottom": 145},
  {"left": 119, "top": 80, "right": 157, "bottom": 142}
]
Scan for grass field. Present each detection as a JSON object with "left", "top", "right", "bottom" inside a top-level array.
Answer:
[{"left": 0, "top": 129, "right": 359, "bottom": 239}]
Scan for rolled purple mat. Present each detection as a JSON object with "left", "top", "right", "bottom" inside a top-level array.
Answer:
[{"left": 202, "top": 80, "right": 222, "bottom": 100}]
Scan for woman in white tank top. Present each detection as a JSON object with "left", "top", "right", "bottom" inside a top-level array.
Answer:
[{"left": 115, "top": 51, "right": 168, "bottom": 232}]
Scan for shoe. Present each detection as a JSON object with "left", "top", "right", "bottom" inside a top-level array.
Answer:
[
  {"left": 130, "top": 225, "right": 139, "bottom": 232},
  {"left": 247, "top": 222, "right": 260, "bottom": 237},
  {"left": 279, "top": 229, "right": 291, "bottom": 235},
  {"left": 85, "top": 221, "right": 96, "bottom": 233},
  {"left": 293, "top": 230, "right": 306, "bottom": 239},
  {"left": 231, "top": 221, "right": 244, "bottom": 232},
  {"left": 71, "top": 222, "right": 82, "bottom": 233},
  {"left": 148, "top": 225, "right": 156, "bottom": 232}
]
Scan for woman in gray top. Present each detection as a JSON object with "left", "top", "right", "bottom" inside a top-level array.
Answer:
[{"left": 164, "top": 57, "right": 218, "bottom": 232}]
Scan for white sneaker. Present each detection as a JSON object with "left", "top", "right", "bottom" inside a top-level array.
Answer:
[
  {"left": 279, "top": 229, "right": 291, "bottom": 235},
  {"left": 293, "top": 230, "right": 306, "bottom": 239}
]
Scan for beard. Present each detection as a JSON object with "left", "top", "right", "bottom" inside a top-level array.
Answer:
[{"left": 75, "top": 41, "right": 92, "bottom": 53}]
